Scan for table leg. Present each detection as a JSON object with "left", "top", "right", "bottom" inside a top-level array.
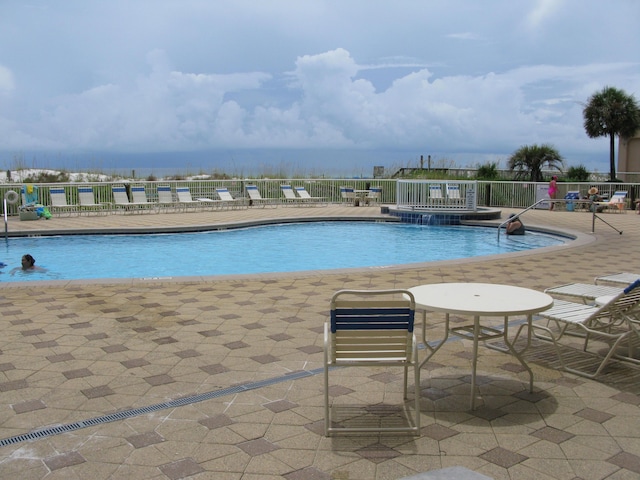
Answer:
[
  {"left": 500, "top": 315, "right": 534, "bottom": 392},
  {"left": 419, "top": 311, "right": 450, "bottom": 369}
]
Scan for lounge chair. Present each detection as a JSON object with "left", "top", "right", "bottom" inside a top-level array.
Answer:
[
  {"left": 280, "top": 185, "right": 307, "bottom": 206},
  {"left": 78, "top": 186, "right": 110, "bottom": 215},
  {"left": 324, "top": 289, "right": 420, "bottom": 436},
  {"left": 48, "top": 187, "right": 77, "bottom": 216},
  {"left": 531, "top": 279, "right": 640, "bottom": 378},
  {"left": 446, "top": 184, "right": 464, "bottom": 205},
  {"left": 544, "top": 282, "right": 624, "bottom": 304},
  {"left": 595, "top": 272, "right": 640, "bottom": 286},
  {"left": 429, "top": 185, "right": 444, "bottom": 205},
  {"left": 215, "top": 187, "right": 247, "bottom": 209},
  {"left": 363, "top": 187, "right": 382, "bottom": 206},
  {"left": 176, "top": 186, "right": 208, "bottom": 211},
  {"left": 294, "top": 186, "right": 326, "bottom": 205},
  {"left": 595, "top": 191, "right": 628, "bottom": 213},
  {"left": 245, "top": 184, "right": 278, "bottom": 208},
  {"left": 340, "top": 186, "right": 356, "bottom": 205},
  {"left": 112, "top": 184, "right": 155, "bottom": 213},
  {"left": 131, "top": 185, "right": 159, "bottom": 212},
  {"left": 156, "top": 185, "right": 179, "bottom": 213}
]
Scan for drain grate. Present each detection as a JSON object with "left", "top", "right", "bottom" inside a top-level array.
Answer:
[{"left": 0, "top": 368, "right": 322, "bottom": 448}]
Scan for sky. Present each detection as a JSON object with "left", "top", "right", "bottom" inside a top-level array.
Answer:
[{"left": 1, "top": 0, "right": 639, "bottom": 177}]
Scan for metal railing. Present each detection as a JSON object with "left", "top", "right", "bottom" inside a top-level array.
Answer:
[{"left": 1, "top": 178, "right": 639, "bottom": 217}]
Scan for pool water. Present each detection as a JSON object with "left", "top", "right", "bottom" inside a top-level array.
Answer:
[{"left": 0, "top": 222, "right": 565, "bottom": 282}]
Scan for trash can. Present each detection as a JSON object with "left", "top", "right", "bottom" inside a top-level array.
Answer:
[{"left": 566, "top": 201, "right": 574, "bottom": 212}]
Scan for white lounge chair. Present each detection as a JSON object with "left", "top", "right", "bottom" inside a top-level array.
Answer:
[
  {"left": 340, "top": 186, "right": 356, "bottom": 205},
  {"left": 131, "top": 185, "right": 159, "bottom": 212},
  {"left": 595, "top": 191, "right": 628, "bottom": 213},
  {"left": 294, "top": 186, "right": 326, "bottom": 205},
  {"left": 156, "top": 185, "right": 179, "bottom": 212},
  {"left": 78, "top": 186, "right": 109, "bottom": 215},
  {"left": 363, "top": 187, "right": 382, "bottom": 206},
  {"left": 246, "top": 184, "right": 278, "bottom": 208},
  {"left": 429, "top": 185, "right": 444, "bottom": 205},
  {"left": 544, "top": 282, "right": 624, "bottom": 304},
  {"left": 176, "top": 186, "right": 207, "bottom": 210},
  {"left": 48, "top": 187, "right": 77, "bottom": 216},
  {"left": 595, "top": 272, "right": 640, "bottom": 286},
  {"left": 215, "top": 187, "right": 247, "bottom": 209},
  {"left": 324, "top": 289, "right": 420, "bottom": 436},
  {"left": 112, "top": 184, "right": 154, "bottom": 213},
  {"left": 531, "top": 279, "right": 640, "bottom": 378},
  {"left": 280, "top": 185, "right": 307, "bottom": 206},
  {"left": 446, "top": 184, "right": 463, "bottom": 205}
]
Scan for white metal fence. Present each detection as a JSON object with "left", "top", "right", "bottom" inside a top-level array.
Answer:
[{"left": 2, "top": 179, "right": 640, "bottom": 215}]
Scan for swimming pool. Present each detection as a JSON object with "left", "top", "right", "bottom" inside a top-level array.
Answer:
[{"left": 0, "top": 222, "right": 565, "bottom": 282}]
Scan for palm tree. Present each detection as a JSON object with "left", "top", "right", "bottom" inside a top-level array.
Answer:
[
  {"left": 508, "top": 144, "right": 563, "bottom": 182},
  {"left": 583, "top": 86, "right": 640, "bottom": 181}
]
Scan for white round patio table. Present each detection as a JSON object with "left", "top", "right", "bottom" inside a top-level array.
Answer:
[{"left": 408, "top": 283, "right": 553, "bottom": 409}]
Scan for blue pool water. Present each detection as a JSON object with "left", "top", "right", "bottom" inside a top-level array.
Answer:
[{"left": 0, "top": 222, "right": 565, "bottom": 282}]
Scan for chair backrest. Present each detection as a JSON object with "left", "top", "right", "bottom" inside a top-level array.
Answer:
[
  {"left": 329, "top": 290, "right": 415, "bottom": 363},
  {"left": 366, "top": 187, "right": 381, "bottom": 199},
  {"left": 176, "top": 187, "right": 194, "bottom": 202},
  {"left": 597, "top": 279, "right": 640, "bottom": 320},
  {"left": 446, "top": 184, "right": 461, "bottom": 199},
  {"left": 609, "top": 191, "right": 628, "bottom": 203},
  {"left": 340, "top": 187, "right": 355, "bottom": 199},
  {"left": 78, "top": 186, "right": 97, "bottom": 206},
  {"left": 216, "top": 188, "right": 235, "bottom": 201},
  {"left": 49, "top": 187, "right": 69, "bottom": 207},
  {"left": 131, "top": 186, "right": 148, "bottom": 203},
  {"left": 280, "top": 185, "right": 297, "bottom": 200},
  {"left": 294, "top": 186, "right": 311, "bottom": 199},
  {"left": 429, "top": 185, "right": 443, "bottom": 199},
  {"left": 112, "top": 185, "right": 130, "bottom": 205},
  {"left": 246, "top": 185, "right": 263, "bottom": 200},
  {"left": 564, "top": 191, "right": 580, "bottom": 200},
  {"left": 157, "top": 185, "right": 174, "bottom": 203}
]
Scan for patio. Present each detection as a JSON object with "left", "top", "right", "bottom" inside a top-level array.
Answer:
[{"left": 0, "top": 205, "right": 639, "bottom": 479}]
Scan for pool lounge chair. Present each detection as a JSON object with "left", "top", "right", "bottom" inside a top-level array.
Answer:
[
  {"left": 595, "top": 272, "right": 640, "bottom": 286},
  {"left": 215, "top": 187, "right": 247, "bottom": 209},
  {"left": 48, "top": 187, "right": 78, "bottom": 216},
  {"left": 544, "top": 282, "right": 624, "bottom": 304},
  {"left": 531, "top": 279, "right": 640, "bottom": 378},
  {"left": 176, "top": 186, "right": 213, "bottom": 211},
  {"left": 363, "top": 186, "right": 382, "bottom": 205},
  {"left": 429, "top": 185, "right": 444, "bottom": 205},
  {"left": 446, "top": 184, "right": 464, "bottom": 205},
  {"left": 112, "top": 184, "right": 155, "bottom": 213},
  {"left": 78, "top": 186, "right": 110, "bottom": 215},
  {"left": 280, "top": 185, "right": 308, "bottom": 206},
  {"left": 246, "top": 184, "right": 278, "bottom": 208},
  {"left": 156, "top": 185, "right": 179, "bottom": 213},
  {"left": 294, "top": 186, "right": 327, "bottom": 206},
  {"left": 595, "top": 191, "right": 628, "bottom": 213},
  {"left": 340, "top": 186, "right": 356, "bottom": 205}
]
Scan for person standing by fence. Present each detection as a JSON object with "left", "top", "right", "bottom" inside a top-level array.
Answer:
[{"left": 548, "top": 175, "right": 558, "bottom": 211}]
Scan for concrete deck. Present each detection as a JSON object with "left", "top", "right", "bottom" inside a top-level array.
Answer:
[{"left": 0, "top": 204, "right": 639, "bottom": 479}]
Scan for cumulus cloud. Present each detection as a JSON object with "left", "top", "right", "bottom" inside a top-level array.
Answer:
[{"left": 0, "top": 47, "right": 638, "bottom": 161}]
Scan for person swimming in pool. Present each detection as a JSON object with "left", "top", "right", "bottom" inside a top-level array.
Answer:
[{"left": 10, "top": 254, "right": 47, "bottom": 275}]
